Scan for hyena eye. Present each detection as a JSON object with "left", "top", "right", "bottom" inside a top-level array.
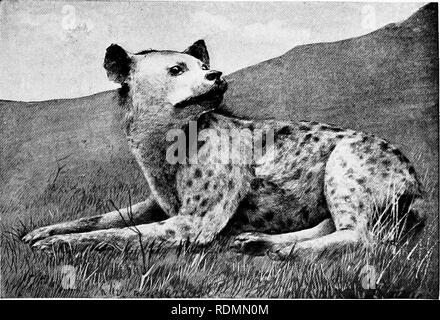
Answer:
[
  {"left": 201, "top": 64, "right": 209, "bottom": 70},
  {"left": 169, "top": 66, "right": 184, "bottom": 76}
]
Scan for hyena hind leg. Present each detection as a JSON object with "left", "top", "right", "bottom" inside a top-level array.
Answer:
[
  {"left": 22, "top": 196, "right": 166, "bottom": 244},
  {"left": 269, "top": 229, "right": 362, "bottom": 260},
  {"left": 271, "top": 196, "right": 428, "bottom": 261},
  {"left": 231, "top": 218, "right": 335, "bottom": 256}
]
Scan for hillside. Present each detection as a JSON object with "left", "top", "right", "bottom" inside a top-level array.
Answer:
[
  {"left": 0, "top": 3, "right": 438, "bottom": 208},
  {"left": 222, "top": 3, "right": 438, "bottom": 162}
]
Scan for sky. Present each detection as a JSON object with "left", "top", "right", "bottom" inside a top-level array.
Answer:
[{"left": 0, "top": 1, "right": 426, "bottom": 101}]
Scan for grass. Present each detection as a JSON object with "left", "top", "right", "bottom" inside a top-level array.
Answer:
[{"left": 1, "top": 156, "right": 438, "bottom": 298}]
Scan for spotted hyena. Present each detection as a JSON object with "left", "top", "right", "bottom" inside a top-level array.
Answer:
[{"left": 23, "top": 40, "right": 426, "bottom": 259}]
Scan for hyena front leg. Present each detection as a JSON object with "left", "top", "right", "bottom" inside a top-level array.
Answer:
[
  {"left": 31, "top": 185, "right": 245, "bottom": 251},
  {"left": 22, "top": 196, "right": 166, "bottom": 244},
  {"left": 32, "top": 210, "right": 234, "bottom": 251},
  {"left": 30, "top": 215, "right": 195, "bottom": 251}
]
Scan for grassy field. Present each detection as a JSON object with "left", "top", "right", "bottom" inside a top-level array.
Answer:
[{"left": 1, "top": 154, "right": 438, "bottom": 298}]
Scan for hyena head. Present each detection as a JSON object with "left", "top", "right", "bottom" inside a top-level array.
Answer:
[{"left": 104, "top": 40, "right": 228, "bottom": 119}]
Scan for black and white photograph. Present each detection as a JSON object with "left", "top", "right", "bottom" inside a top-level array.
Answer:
[{"left": 0, "top": 0, "right": 438, "bottom": 301}]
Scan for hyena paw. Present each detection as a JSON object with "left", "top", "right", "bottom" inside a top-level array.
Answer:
[
  {"left": 31, "top": 233, "right": 129, "bottom": 252},
  {"left": 230, "top": 232, "right": 272, "bottom": 256},
  {"left": 31, "top": 235, "right": 72, "bottom": 251},
  {"left": 22, "top": 226, "right": 55, "bottom": 244}
]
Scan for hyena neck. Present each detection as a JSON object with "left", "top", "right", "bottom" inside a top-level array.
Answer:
[{"left": 122, "top": 98, "right": 213, "bottom": 215}]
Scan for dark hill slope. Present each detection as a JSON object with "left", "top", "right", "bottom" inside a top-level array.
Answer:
[
  {"left": 0, "top": 3, "right": 437, "bottom": 207},
  {"left": 222, "top": 3, "right": 438, "bottom": 158}
]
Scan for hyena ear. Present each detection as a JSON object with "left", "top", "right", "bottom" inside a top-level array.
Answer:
[
  {"left": 183, "top": 40, "right": 210, "bottom": 67},
  {"left": 103, "top": 44, "right": 132, "bottom": 84}
]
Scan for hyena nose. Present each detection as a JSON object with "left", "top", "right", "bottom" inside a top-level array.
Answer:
[{"left": 205, "top": 70, "right": 222, "bottom": 81}]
